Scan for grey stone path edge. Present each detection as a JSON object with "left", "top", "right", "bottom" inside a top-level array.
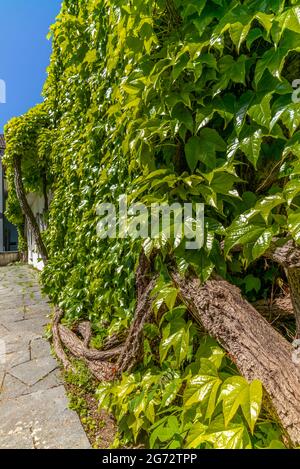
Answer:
[{"left": 0, "top": 265, "right": 90, "bottom": 449}]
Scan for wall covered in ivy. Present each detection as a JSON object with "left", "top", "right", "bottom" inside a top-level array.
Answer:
[{"left": 3, "top": 0, "right": 300, "bottom": 448}]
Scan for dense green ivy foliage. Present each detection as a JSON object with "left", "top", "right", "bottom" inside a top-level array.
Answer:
[
  {"left": 4, "top": 0, "right": 300, "bottom": 448},
  {"left": 98, "top": 306, "right": 285, "bottom": 449}
]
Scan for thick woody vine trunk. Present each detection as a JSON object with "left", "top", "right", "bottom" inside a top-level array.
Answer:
[
  {"left": 171, "top": 271, "right": 300, "bottom": 446},
  {"left": 266, "top": 239, "right": 300, "bottom": 337},
  {"left": 117, "top": 252, "right": 157, "bottom": 375},
  {"left": 13, "top": 155, "right": 48, "bottom": 263},
  {"left": 288, "top": 268, "right": 300, "bottom": 338},
  {"left": 51, "top": 241, "right": 300, "bottom": 446},
  {"left": 52, "top": 252, "right": 157, "bottom": 380}
]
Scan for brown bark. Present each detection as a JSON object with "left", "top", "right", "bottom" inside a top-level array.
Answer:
[
  {"left": 287, "top": 268, "right": 300, "bottom": 338},
  {"left": 75, "top": 321, "right": 92, "bottom": 347},
  {"left": 52, "top": 314, "right": 119, "bottom": 381},
  {"left": 59, "top": 324, "right": 118, "bottom": 381},
  {"left": 265, "top": 239, "right": 300, "bottom": 268},
  {"left": 102, "top": 331, "right": 128, "bottom": 350},
  {"left": 51, "top": 244, "right": 300, "bottom": 445},
  {"left": 52, "top": 307, "right": 73, "bottom": 372},
  {"left": 13, "top": 155, "right": 48, "bottom": 263},
  {"left": 265, "top": 239, "right": 300, "bottom": 337},
  {"left": 224, "top": 238, "right": 300, "bottom": 335},
  {"left": 253, "top": 295, "right": 293, "bottom": 319},
  {"left": 116, "top": 278, "right": 156, "bottom": 375},
  {"left": 116, "top": 251, "right": 157, "bottom": 375},
  {"left": 58, "top": 324, "right": 123, "bottom": 361},
  {"left": 171, "top": 271, "right": 300, "bottom": 446},
  {"left": 52, "top": 252, "right": 156, "bottom": 380}
]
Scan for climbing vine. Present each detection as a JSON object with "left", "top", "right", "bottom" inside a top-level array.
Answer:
[{"left": 3, "top": 0, "right": 300, "bottom": 449}]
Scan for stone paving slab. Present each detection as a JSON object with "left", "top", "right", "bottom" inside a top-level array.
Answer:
[{"left": 0, "top": 265, "right": 90, "bottom": 449}]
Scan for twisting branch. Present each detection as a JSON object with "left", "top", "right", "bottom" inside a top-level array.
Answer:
[
  {"left": 52, "top": 307, "right": 73, "bottom": 372},
  {"left": 265, "top": 238, "right": 300, "bottom": 337},
  {"left": 170, "top": 270, "right": 300, "bottom": 447},
  {"left": 13, "top": 155, "right": 48, "bottom": 263},
  {"left": 265, "top": 239, "right": 300, "bottom": 269},
  {"left": 51, "top": 251, "right": 157, "bottom": 380},
  {"left": 51, "top": 245, "right": 300, "bottom": 445},
  {"left": 223, "top": 237, "right": 300, "bottom": 336}
]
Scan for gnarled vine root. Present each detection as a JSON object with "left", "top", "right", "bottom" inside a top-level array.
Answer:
[
  {"left": 51, "top": 245, "right": 300, "bottom": 446},
  {"left": 51, "top": 252, "right": 157, "bottom": 381}
]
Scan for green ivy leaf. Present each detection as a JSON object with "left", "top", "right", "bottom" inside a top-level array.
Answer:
[
  {"left": 224, "top": 222, "right": 264, "bottom": 256},
  {"left": 229, "top": 22, "right": 251, "bottom": 52},
  {"left": 159, "top": 319, "right": 191, "bottom": 366},
  {"left": 276, "top": 7, "right": 300, "bottom": 41},
  {"left": 255, "top": 194, "right": 285, "bottom": 222},
  {"left": 244, "top": 274, "right": 261, "bottom": 294},
  {"left": 218, "top": 377, "right": 262, "bottom": 433},
  {"left": 186, "top": 416, "right": 250, "bottom": 449},
  {"left": 184, "top": 359, "right": 222, "bottom": 418},
  {"left": 248, "top": 95, "right": 272, "bottom": 129},
  {"left": 288, "top": 210, "right": 300, "bottom": 243},
  {"left": 185, "top": 136, "right": 203, "bottom": 172},
  {"left": 171, "top": 103, "right": 194, "bottom": 132},
  {"left": 185, "top": 129, "right": 226, "bottom": 172},
  {"left": 252, "top": 226, "right": 278, "bottom": 260},
  {"left": 284, "top": 179, "right": 300, "bottom": 206},
  {"left": 239, "top": 129, "right": 263, "bottom": 168},
  {"left": 161, "top": 378, "right": 182, "bottom": 407}
]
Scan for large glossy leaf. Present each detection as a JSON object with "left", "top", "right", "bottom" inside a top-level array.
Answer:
[
  {"left": 288, "top": 210, "right": 300, "bottom": 243},
  {"left": 229, "top": 22, "right": 251, "bottom": 52},
  {"left": 276, "top": 7, "right": 300, "bottom": 41},
  {"left": 218, "top": 377, "right": 262, "bottom": 432},
  {"left": 185, "top": 136, "right": 205, "bottom": 172},
  {"left": 195, "top": 336, "right": 225, "bottom": 370},
  {"left": 255, "top": 194, "right": 285, "bottom": 222},
  {"left": 153, "top": 286, "right": 178, "bottom": 313},
  {"left": 159, "top": 319, "right": 191, "bottom": 366},
  {"left": 255, "top": 48, "right": 286, "bottom": 85},
  {"left": 224, "top": 223, "right": 264, "bottom": 255},
  {"left": 185, "top": 129, "right": 226, "bottom": 171},
  {"left": 248, "top": 95, "right": 272, "bottom": 129},
  {"left": 284, "top": 179, "right": 300, "bottom": 206},
  {"left": 186, "top": 417, "right": 250, "bottom": 449},
  {"left": 235, "top": 91, "right": 255, "bottom": 134},
  {"left": 255, "top": 12, "right": 274, "bottom": 34},
  {"left": 252, "top": 226, "right": 278, "bottom": 260},
  {"left": 218, "top": 55, "right": 246, "bottom": 87},
  {"left": 184, "top": 422, "right": 207, "bottom": 448},
  {"left": 281, "top": 104, "right": 300, "bottom": 136},
  {"left": 184, "top": 359, "right": 221, "bottom": 418},
  {"left": 161, "top": 378, "right": 182, "bottom": 407},
  {"left": 239, "top": 129, "right": 263, "bottom": 168},
  {"left": 171, "top": 103, "right": 193, "bottom": 132},
  {"left": 150, "top": 416, "right": 180, "bottom": 447},
  {"left": 283, "top": 132, "right": 300, "bottom": 158},
  {"left": 245, "top": 380, "right": 263, "bottom": 433}
]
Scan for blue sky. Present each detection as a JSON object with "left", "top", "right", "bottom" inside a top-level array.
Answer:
[{"left": 0, "top": 0, "right": 62, "bottom": 132}]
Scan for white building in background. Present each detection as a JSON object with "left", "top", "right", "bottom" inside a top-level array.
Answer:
[
  {"left": 0, "top": 135, "right": 48, "bottom": 269},
  {"left": 26, "top": 193, "right": 48, "bottom": 271},
  {"left": 0, "top": 135, "right": 18, "bottom": 253}
]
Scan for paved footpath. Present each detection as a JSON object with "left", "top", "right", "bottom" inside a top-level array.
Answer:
[{"left": 0, "top": 265, "right": 90, "bottom": 449}]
